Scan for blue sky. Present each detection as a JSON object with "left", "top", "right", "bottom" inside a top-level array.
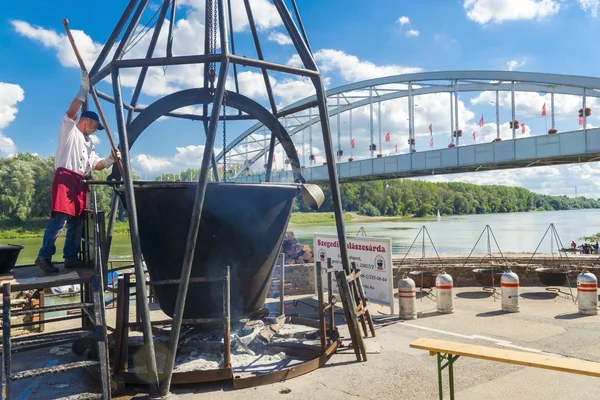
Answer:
[{"left": 1, "top": 0, "right": 600, "bottom": 195}]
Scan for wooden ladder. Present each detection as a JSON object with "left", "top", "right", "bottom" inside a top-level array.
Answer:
[{"left": 334, "top": 261, "right": 376, "bottom": 361}]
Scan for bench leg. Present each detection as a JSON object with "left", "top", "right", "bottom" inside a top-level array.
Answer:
[{"left": 436, "top": 352, "right": 460, "bottom": 400}]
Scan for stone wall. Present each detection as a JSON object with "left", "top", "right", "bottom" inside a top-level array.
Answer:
[
  {"left": 393, "top": 261, "right": 600, "bottom": 287},
  {"left": 267, "top": 264, "right": 315, "bottom": 297},
  {"left": 267, "top": 255, "right": 600, "bottom": 299}
]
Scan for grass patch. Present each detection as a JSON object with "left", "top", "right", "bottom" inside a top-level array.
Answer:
[
  {"left": 290, "top": 212, "right": 354, "bottom": 225},
  {"left": 112, "top": 221, "right": 130, "bottom": 234},
  {"left": 0, "top": 218, "right": 50, "bottom": 239},
  {"left": 0, "top": 218, "right": 132, "bottom": 239}
]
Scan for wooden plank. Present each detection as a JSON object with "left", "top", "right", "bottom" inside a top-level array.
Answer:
[
  {"left": 410, "top": 338, "right": 600, "bottom": 378},
  {"left": 0, "top": 266, "right": 94, "bottom": 291}
]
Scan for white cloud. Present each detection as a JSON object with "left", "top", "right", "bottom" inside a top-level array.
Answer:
[
  {"left": 90, "top": 135, "right": 100, "bottom": 144},
  {"left": 132, "top": 154, "right": 173, "bottom": 174},
  {"left": 173, "top": 144, "right": 210, "bottom": 166},
  {"left": 397, "top": 16, "right": 410, "bottom": 25},
  {"left": 506, "top": 59, "right": 526, "bottom": 71},
  {"left": 579, "top": 0, "right": 599, "bottom": 16},
  {"left": 132, "top": 143, "right": 228, "bottom": 175},
  {"left": 406, "top": 29, "right": 420, "bottom": 37},
  {"left": 0, "top": 82, "right": 25, "bottom": 130},
  {"left": 294, "top": 49, "right": 423, "bottom": 82},
  {"left": 0, "top": 135, "right": 17, "bottom": 157},
  {"left": 463, "top": 0, "right": 560, "bottom": 24},
  {"left": 232, "top": 70, "right": 276, "bottom": 101},
  {"left": 273, "top": 77, "right": 321, "bottom": 108},
  {"left": 10, "top": 0, "right": 282, "bottom": 99},
  {"left": 0, "top": 82, "right": 24, "bottom": 156},
  {"left": 267, "top": 31, "right": 292, "bottom": 45}
]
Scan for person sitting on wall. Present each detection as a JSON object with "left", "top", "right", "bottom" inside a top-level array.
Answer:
[{"left": 35, "top": 70, "right": 120, "bottom": 273}]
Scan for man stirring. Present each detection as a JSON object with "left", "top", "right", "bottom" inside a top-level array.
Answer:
[{"left": 36, "top": 70, "right": 120, "bottom": 273}]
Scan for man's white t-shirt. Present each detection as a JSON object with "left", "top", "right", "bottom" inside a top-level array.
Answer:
[{"left": 55, "top": 114, "right": 101, "bottom": 175}]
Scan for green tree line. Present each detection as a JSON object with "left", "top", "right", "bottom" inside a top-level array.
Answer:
[
  {"left": 0, "top": 153, "right": 127, "bottom": 221},
  {"left": 2, "top": 153, "right": 597, "bottom": 222},
  {"left": 294, "top": 179, "right": 600, "bottom": 217}
]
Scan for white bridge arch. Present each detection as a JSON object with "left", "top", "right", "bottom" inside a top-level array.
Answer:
[{"left": 217, "top": 70, "right": 600, "bottom": 183}]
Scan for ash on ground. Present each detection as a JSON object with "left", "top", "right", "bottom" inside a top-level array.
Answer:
[{"left": 128, "top": 314, "right": 322, "bottom": 374}]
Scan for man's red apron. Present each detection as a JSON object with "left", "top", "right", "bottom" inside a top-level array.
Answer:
[{"left": 50, "top": 167, "right": 88, "bottom": 218}]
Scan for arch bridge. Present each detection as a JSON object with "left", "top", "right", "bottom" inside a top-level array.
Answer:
[{"left": 218, "top": 71, "right": 600, "bottom": 183}]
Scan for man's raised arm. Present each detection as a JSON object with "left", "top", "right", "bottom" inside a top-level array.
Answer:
[{"left": 66, "top": 70, "right": 90, "bottom": 120}]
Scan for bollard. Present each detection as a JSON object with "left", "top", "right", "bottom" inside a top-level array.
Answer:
[
  {"left": 398, "top": 276, "right": 417, "bottom": 319},
  {"left": 577, "top": 270, "right": 598, "bottom": 315},
  {"left": 436, "top": 271, "right": 454, "bottom": 314},
  {"left": 501, "top": 270, "right": 520, "bottom": 313}
]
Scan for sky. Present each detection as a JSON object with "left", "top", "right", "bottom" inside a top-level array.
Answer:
[{"left": 2, "top": 0, "right": 600, "bottom": 197}]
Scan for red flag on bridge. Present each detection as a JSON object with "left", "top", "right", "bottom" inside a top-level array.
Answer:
[
  {"left": 479, "top": 115, "right": 484, "bottom": 127},
  {"left": 472, "top": 131, "right": 476, "bottom": 141},
  {"left": 385, "top": 132, "right": 391, "bottom": 142},
  {"left": 428, "top": 124, "right": 432, "bottom": 134},
  {"left": 541, "top": 103, "right": 547, "bottom": 116},
  {"left": 579, "top": 116, "right": 584, "bottom": 125},
  {"left": 521, "top": 123, "right": 525, "bottom": 134},
  {"left": 429, "top": 138, "right": 434, "bottom": 148},
  {"left": 351, "top": 138, "right": 355, "bottom": 148},
  {"left": 395, "top": 144, "right": 398, "bottom": 152}
]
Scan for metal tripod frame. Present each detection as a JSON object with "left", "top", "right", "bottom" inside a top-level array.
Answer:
[{"left": 83, "top": 0, "right": 354, "bottom": 396}]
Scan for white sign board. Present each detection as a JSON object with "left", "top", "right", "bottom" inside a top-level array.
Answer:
[{"left": 313, "top": 233, "right": 394, "bottom": 314}]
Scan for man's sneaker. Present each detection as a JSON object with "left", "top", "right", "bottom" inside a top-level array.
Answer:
[
  {"left": 35, "top": 257, "right": 59, "bottom": 273},
  {"left": 64, "top": 259, "right": 89, "bottom": 269}
]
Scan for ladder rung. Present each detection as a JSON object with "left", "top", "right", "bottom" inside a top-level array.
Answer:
[
  {"left": 11, "top": 360, "right": 100, "bottom": 380},
  {"left": 6, "top": 302, "right": 94, "bottom": 317},
  {"left": 11, "top": 329, "right": 96, "bottom": 353}
]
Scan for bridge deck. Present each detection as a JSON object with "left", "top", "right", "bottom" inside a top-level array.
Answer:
[{"left": 233, "top": 128, "right": 600, "bottom": 183}]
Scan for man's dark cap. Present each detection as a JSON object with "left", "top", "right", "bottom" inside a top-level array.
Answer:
[{"left": 80, "top": 110, "right": 104, "bottom": 130}]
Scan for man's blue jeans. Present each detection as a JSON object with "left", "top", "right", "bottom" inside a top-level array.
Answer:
[{"left": 37, "top": 212, "right": 84, "bottom": 261}]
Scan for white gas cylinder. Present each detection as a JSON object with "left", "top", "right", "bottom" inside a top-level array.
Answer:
[
  {"left": 577, "top": 270, "right": 598, "bottom": 315},
  {"left": 398, "top": 276, "right": 417, "bottom": 319},
  {"left": 501, "top": 270, "right": 520, "bottom": 313},
  {"left": 436, "top": 271, "right": 454, "bottom": 314}
]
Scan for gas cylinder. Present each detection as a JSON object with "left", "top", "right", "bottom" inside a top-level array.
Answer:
[
  {"left": 501, "top": 270, "right": 520, "bottom": 313},
  {"left": 398, "top": 276, "right": 417, "bottom": 319},
  {"left": 436, "top": 271, "right": 454, "bottom": 314},
  {"left": 577, "top": 270, "right": 598, "bottom": 315}
]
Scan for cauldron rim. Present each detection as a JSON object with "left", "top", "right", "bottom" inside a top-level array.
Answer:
[
  {"left": 409, "top": 270, "right": 438, "bottom": 276},
  {"left": 115, "top": 181, "right": 304, "bottom": 190},
  {"left": 0, "top": 244, "right": 25, "bottom": 251},
  {"left": 472, "top": 268, "right": 506, "bottom": 275},
  {"left": 535, "top": 267, "right": 573, "bottom": 274}
]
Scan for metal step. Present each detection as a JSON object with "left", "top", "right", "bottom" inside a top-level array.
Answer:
[
  {"left": 11, "top": 329, "right": 96, "bottom": 353},
  {"left": 56, "top": 392, "right": 103, "bottom": 400},
  {"left": 11, "top": 360, "right": 100, "bottom": 380},
  {"left": 7, "top": 302, "right": 94, "bottom": 317}
]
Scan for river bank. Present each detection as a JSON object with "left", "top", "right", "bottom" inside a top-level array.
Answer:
[
  {"left": 4, "top": 210, "right": 600, "bottom": 267},
  {"left": 0, "top": 212, "right": 403, "bottom": 239},
  {"left": 3, "top": 210, "right": 599, "bottom": 240},
  {"left": 0, "top": 218, "right": 130, "bottom": 239}
]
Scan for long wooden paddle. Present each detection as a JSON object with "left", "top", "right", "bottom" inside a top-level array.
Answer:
[{"left": 61, "top": 18, "right": 124, "bottom": 175}]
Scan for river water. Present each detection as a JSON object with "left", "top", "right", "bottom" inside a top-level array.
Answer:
[
  {"left": 2, "top": 209, "right": 597, "bottom": 313},
  {"left": 3, "top": 209, "right": 598, "bottom": 265},
  {"left": 288, "top": 209, "right": 600, "bottom": 256}
]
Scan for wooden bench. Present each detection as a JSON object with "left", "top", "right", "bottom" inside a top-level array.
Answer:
[{"left": 410, "top": 337, "right": 600, "bottom": 400}]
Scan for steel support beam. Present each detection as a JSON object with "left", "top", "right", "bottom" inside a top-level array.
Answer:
[{"left": 110, "top": 65, "right": 160, "bottom": 398}]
